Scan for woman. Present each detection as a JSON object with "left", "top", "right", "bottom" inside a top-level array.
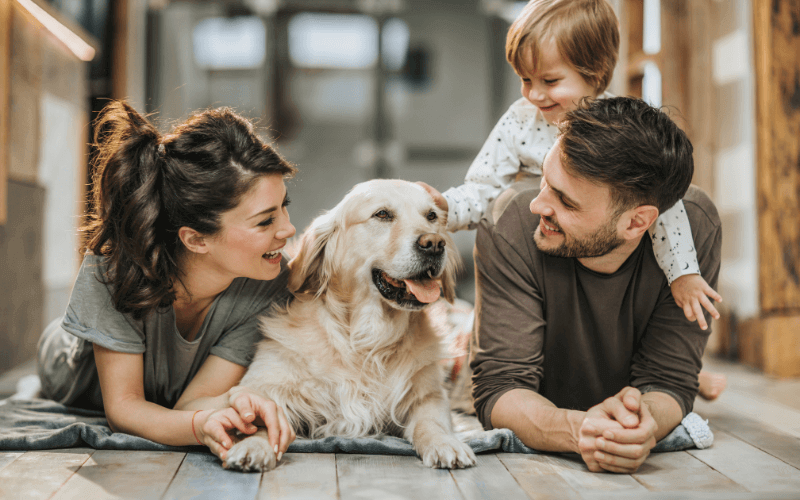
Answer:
[{"left": 37, "top": 101, "right": 296, "bottom": 461}]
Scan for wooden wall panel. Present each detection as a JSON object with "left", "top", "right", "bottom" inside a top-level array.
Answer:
[
  {"left": 659, "top": 0, "right": 689, "bottom": 131},
  {"left": 0, "top": 0, "right": 10, "bottom": 225},
  {"left": 754, "top": 0, "right": 800, "bottom": 312},
  {"left": 685, "top": 0, "right": 714, "bottom": 195}
]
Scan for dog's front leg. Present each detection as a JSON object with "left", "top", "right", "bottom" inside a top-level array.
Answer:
[{"left": 404, "top": 367, "right": 476, "bottom": 469}]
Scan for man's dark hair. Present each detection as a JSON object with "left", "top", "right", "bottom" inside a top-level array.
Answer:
[{"left": 558, "top": 96, "right": 694, "bottom": 215}]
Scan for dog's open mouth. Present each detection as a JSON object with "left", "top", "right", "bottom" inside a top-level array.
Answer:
[{"left": 372, "top": 268, "right": 441, "bottom": 308}]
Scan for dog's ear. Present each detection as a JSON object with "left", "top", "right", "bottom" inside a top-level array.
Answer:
[
  {"left": 440, "top": 233, "right": 462, "bottom": 304},
  {"left": 288, "top": 210, "right": 339, "bottom": 297}
]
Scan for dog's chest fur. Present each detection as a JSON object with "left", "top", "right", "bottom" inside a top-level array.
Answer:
[{"left": 241, "top": 301, "right": 445, "bottom": 439}]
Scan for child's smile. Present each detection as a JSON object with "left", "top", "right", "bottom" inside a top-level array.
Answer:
[{"left": 517, "top": 39, "right": 599, "bottom": 125}]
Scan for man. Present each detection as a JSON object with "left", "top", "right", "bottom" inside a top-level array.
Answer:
[{"left": 470, "top": 97, "right": 721, "bottom": 473}]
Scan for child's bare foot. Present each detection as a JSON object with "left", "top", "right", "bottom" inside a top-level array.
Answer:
[{"left": 698, "top": 370, "right": 727, "bottom": 401}]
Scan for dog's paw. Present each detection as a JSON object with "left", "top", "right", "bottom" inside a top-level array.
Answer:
[
  {"left": 223, "top": 436, "right": 277, "bottom": 472},
  {"left": 416, "top": 434, "right": 477, "bottom": 469}
]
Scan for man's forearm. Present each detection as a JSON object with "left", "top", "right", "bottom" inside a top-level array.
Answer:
[
  {"left": 491, "top": 388, "right": 585, "bottom": 453},
  {"left": 641, "top": 391, "right": 683, "bottom": 441}
]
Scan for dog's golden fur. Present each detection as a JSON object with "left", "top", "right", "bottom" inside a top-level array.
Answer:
[{"left": 224, "top": 179, "right": 476, "bottom": 471}]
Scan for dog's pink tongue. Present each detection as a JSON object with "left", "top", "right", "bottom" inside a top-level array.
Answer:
[{"left": 404, "top": 279, "right": 441, "bottom": 303}]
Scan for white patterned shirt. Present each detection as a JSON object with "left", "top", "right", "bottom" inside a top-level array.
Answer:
[{"left": 442, "top": 95, "right": 701, "bottom": 283}]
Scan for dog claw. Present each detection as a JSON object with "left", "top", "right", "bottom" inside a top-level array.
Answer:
[{"left": 224, "top": 436, "right": 278, "bottom": 472}]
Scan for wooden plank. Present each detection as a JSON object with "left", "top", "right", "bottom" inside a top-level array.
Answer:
[
  {"left": 162, "top": 452, "right": 260, "bottom": 500},
  {"left": 497, "top": 453, "right": 584, "bottom": 500},
  {"left": 0, "top": 449, "right": 94, "bottom": 499},
  {"left": 541, "top": 453, "right": 648, "bottom": 495},
  {"left": 449, "top": 453, "right": 529, "bottom": 500},
  {"left": 259, "top": 453, "right": 337, "bottom": 500},
  {"left": 337, "top": 454, "right": 463, "bottom": 500},
  {"left": 631, "top": 450, "right": 746, "bottom": 492},
  {"left": 0, "top": 452, "right": 23, "bottom": 472},
  {"left": 753, "top": 0, "right": 800, "bottom": 312},
  {"left": 0, "top": 0, "right": 10, "bottom": 225},
  {"left": 51, "top": 450, "right": 185, "bottom": 500},
  {"left": 694, "top": 399, "right": 800, "bottom": 469},
  {"left": 688, "top": 428, "right": 800, "bottom": 492}
]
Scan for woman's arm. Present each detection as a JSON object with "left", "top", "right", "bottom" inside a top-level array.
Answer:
[
  {"left": 173, "top": 355, "right": 248, "bottom": 411},
  {"left": 94, "top": 345, "right": 274, "bottom": 460},
  {"left": 93, "top": 344, "right": 234, "bottom": 446}
]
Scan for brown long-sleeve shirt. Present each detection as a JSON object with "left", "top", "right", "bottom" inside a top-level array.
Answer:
[{"left": 471, "top": 184, "right": 722, "bottom": 429}]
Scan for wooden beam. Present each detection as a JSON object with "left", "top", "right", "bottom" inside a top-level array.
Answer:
[
  {"left": 753, "top": 0, "right": 800, "bottom": 312},
  {"left": 0, "top": 0, "right": 10, "bottom": 225},
  {"left": 112, "top": 0, "right": 128, "bottom": 100},
  {"left": 659, "top": 0, "right": 689, "bottom": 131},
  {"left": 686, "top": 0, "right": 714, "bottom": 194}
]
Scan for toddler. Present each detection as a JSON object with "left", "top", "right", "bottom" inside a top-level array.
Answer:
[{"left": 422, "top": 0, "right": 725, "bottom": 400}]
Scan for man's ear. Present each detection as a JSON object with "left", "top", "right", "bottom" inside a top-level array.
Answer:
[
  {"left": 619, "top": 205, "right": 659, "bottom": 239},
  {"left": 179, "top": 227, "right": 209, "bottom": 254}
]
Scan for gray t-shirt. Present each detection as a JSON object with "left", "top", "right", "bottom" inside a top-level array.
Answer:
[
  {"left": 470, "top": 184, "right": 722, "bottom": 429},
  {"left": 39, "top": 254, "right": 290, "bottom": 409}
]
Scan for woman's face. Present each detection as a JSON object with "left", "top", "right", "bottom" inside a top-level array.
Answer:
[{"left": 203, "top": 174, "right": 296, "bottom": 282}]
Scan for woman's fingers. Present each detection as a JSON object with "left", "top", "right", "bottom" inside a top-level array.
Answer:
[
  {"left": 210, "top": 406, "right": 254, "bottom": 436},
  {"left": 252, "top": 399, "right": 281, "bottom": 453},
  {"left": 230, "top": 394, "right": 257, "bottom": 425},
  {"left": 201, "top": 416, "right": 233, "bottom": 449},
  {"left": 208, "top": 438, "right": 229, "bottom": 462},
  {"left": 276, "top": 406, "right": 295, "bottom": 456}
]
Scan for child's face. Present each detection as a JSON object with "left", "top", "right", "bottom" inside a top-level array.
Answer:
[{"left": 517, "top": 40, "right": 599, "bottom": 125}]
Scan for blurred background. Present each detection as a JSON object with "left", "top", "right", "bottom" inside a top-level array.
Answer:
[{"left": 1, "top": 0, "right": 798, "bottom": 389}]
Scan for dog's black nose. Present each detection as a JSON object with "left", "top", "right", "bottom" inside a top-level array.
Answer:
[{"left": 417, "top": 233, "right": 445, "bottom": 256}]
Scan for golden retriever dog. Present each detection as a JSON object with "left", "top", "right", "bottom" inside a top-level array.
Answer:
[{"left": 224, "top": 179, "right": 477, "bottom": 472}]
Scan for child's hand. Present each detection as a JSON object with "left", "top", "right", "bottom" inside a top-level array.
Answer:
[
  {"left": 416, "top": 181, "right": 448, "bottom": 212},
  {"left": 670, "top": 274, "right": 722, "bottom": 330}
]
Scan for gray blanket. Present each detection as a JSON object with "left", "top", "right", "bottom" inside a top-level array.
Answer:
[{"left": 0, "top": 398, "right": 710, "bottom": 454}]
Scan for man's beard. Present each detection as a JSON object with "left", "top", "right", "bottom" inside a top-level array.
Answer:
[{"left": 534, "top": 215, "right": 625, "bottom": 258}]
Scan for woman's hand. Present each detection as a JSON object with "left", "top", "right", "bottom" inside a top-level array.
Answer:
[
  {"left": 194, "top": 407, "right": 258, "bottom": 460},
  {"left": 227, "top": 387, "right": 296, "bottom": 460}
]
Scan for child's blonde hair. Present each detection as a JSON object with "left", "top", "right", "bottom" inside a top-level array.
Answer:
[{"left": 506, "top": 0, "right": 619, "bottom": 94}]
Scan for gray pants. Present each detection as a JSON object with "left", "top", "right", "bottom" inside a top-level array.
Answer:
[{"left": 37, "top": 318, "right": 104, "bottom": 409}]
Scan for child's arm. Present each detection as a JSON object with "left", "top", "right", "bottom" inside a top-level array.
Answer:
[
  {"left": 442, "top": 104, "right": 536, "bottom": 231},
  {"left": 650, "top": 200, "right": 723, "bottom": 330}
]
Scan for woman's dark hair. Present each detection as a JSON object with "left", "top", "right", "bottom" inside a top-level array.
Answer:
[
  {"left": 558, "top": 96, "right": 694, "bottom": 216},
  {"left": 84, "top": 101, "right": 296, "bottom": 319}
]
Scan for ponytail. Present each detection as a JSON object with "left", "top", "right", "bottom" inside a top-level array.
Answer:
[{"left": 84, "top": 102, "right": 176, "bottom": 319}]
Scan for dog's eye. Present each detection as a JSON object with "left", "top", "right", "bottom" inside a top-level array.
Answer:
[
  {"left": 373, "top": 209, "right": 393, "bottom": 220},
  {"left": 427, "top": 210, "right": 437, "bottom": 222}
]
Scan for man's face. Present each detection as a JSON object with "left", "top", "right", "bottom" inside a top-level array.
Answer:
[{"left": 529, "top": 139, "right": 624, "bottom": 258}]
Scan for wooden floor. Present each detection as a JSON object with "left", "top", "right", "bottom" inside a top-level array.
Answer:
[{"left": 1, "top": 356, "right": 799, "bottom": 499}]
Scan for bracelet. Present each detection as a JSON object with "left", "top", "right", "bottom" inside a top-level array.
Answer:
[{"left": 191, "top": 410, "right": 202, "bottom": 445}]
